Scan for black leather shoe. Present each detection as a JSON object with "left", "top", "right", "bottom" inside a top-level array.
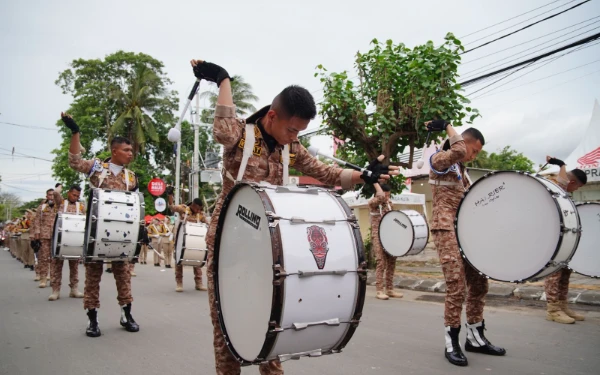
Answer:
[
  {"left": 465, "top": 320, "right": 506, "bottom": 356},
  {"left": 105, "top": 268, "right": 113, "bottom": 273},
  {"left": 166, "top": 265, "right": 171, "bottom": 268},
  {"left": 86, "top": 309, "right": 101, "bottom": 337},
  {"left": 120, "top": 303, "right": 139, "bottom": 332},
  {"left": 154, "top": 263, "right": 160, "bottom": 267},
  {"left": 445, "top": 326, "right": 468, "bottom": 366},
  {"left": 24, "top": 264, "right": 29, "bottom": 269}
]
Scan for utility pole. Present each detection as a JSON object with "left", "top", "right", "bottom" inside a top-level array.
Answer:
[{"left": 192, "top": 94, "right": 200, "bottom": 200}]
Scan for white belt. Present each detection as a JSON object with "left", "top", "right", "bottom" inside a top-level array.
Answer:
[
  {"left": 428, "top": 179, "right": 462, "bottom": 187},
  {"left": 370, "top": 213, "right": 382, "bottom": 216}
]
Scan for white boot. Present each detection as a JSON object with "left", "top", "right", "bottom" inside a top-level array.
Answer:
[
  {"left": 69, "top": 286, "right": 84, "bottom": 298},
  {"left": 48, "top": 288, "right": 60, "bottom": 301}
]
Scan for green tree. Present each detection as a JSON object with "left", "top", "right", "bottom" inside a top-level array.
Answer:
[
  {"left": 199, "top": 75, "right": 259, "bottom": 123},
  {"left": 0, "top": 192, "right": 22, "bottom": 221},
  {"left": 466, "top": 146, "right": 535, "bottom": 173},
  {"left": 317, "top": 34, "right": 479, "bottom": 196}
]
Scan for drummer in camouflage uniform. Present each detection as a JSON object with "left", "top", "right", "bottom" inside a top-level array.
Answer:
[
  {"left": 61, "top": 112, "right": 140, "bottom": 338},
  {"left": 167, "top": 193, "right": 208, "bottom": 292},
  {"left": 427, "top": 120, "right": 505, "bottom": 367},
  {"left": 188, "top": 59, "right": 398, "bottom": 375},
  {"left": 31, "top": 189, "right": 59, "bottom": 288}
]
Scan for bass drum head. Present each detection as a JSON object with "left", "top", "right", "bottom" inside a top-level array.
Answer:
[
  {"left": 571, "top": 203, "right": 600, "bottom": 277},
  {"left": 174, "top": 222, "right": 185, "bottom": 264},
  {"left": 456, "top": 172, "right": 562, "bottom": 282},
  {"left": 379, "top": 211, "right": 414, "bottom": 257},
  {"left": 215, "top": 184, "right": 273, "bottom": 362}
]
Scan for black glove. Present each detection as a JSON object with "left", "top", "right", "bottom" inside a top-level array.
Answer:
[
  {"left": 548, "top": 158, "right": 565, "bottom": 167},
  {"left": 166, "top": 186, "right": 175, "bottom": 196},
  {"left": 192, "top": 61, "right": 233, "bottom": 87},
  {"left": 360, "top": 158, "right": 390, "bottom": 185},
  {"left": 30, "top": 240, "right": 41, "bottom": 253},
  {"left": 61, "top": 113, "right": 80, "bottom": 134},
  {"left": 426, "top": 119, "right": 449, "bottom": 132}
]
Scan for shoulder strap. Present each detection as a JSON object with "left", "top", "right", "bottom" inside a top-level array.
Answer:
[
  {"left": 236, "top": 124, "right": 256, "bottom": 182},
  {"left": 282, "top": 144, "right": 290, "bottom": 185}
]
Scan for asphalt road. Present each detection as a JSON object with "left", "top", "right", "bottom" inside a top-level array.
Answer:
[{"left": 1, "top": 250, "right": 599, "bottom": 375}]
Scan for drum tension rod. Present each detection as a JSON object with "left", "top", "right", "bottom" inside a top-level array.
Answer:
[
  {"left": 278, "top": 349, "right": 323, "bottom": 362},
  {"left": 291, "top": 318, "right": 340, "bottom": 330}
]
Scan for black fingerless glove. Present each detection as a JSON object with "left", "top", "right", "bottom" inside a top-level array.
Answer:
[
  {"left": 360, "top": 158, "right": 390, "bottom": 185},
  {"left": 192, "top": 61, "right": 233, "bottom": 87},
  {"left": 548, "top": 158, "right": 565, "bottom": 167},
  {"left": 61, "top": 114, "right": 80, "bottom": 134},
  {"left": 426, "top": 119, "right": 449, "bottom": 132}
]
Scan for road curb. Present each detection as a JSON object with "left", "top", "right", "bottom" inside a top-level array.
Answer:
[{"left": 367, "top": 272, "right": 600, "bottom": 306}]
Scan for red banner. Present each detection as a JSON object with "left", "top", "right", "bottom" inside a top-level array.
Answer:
[{"left": 148, "top": 178, "right": 166, "bottom": 196}]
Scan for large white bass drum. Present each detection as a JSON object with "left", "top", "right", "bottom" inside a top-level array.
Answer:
[
  {"left": 52, "top": 213, "right": 85, "bottom": 259},
  {"left": 84, "top": 189, "right": 145, "bottom": 263},
  {"left": 174, "top": 221, "right": 208, "bottom": 266},
  {"left": 214, "top": 183, "right": 366, "bottom": 365},
  {"left": 379, "top": 210, "right": 429, "bottom": 257},
  {"left": 455, "top": 171, "right": 581, "bottom": 282},
  {"left": 569, "top": 203, "right": 600, "bottom": 278}
]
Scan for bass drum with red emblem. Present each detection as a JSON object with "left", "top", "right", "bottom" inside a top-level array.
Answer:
[{"left": 214, "top": 182, "right": 367, "bottom": 365}]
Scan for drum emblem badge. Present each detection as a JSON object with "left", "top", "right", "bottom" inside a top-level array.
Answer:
[{"left": 307, "top": 225, "right": 329, "bottom": 269}]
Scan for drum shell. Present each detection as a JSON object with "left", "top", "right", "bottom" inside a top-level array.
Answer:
[
  {"left": 569, "top": 202, "right": 600, "bottom": 278},
  {"left": 84, "top": 189, "right": 144, "bottom": 263},
  {"left": 174, "top": 222, "right": 208, "bottom": 266},
  {"left": 214, "top": 183, "right": 366, "bottom": 365},
  {"left": 455, "top": 171, "right": 581, "bottom": 283},
  {"left": 379, "top": 210, "right": 429, "bottom": 257},
  {"left": 52, "top": 213, "right": 86, "bottom": 259}
]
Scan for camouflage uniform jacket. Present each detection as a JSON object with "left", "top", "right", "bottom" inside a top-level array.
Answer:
[
  {"left": 31, "top": 201, "right": 59, "bottom": 240},
  {"left": 213, "top": 104, "right": 354, "bottom": 198},
  {"left": 429, "top": 134, "right": 471, "bottom": 231},
  {"left": 169, "top": 204, "right": 208, "bottom": 224},
  {"left": 68, "top": 153, "right": 138, "bottom": 191},
  {"left": 53, "top": 191, "right": 86, "bottom": 215},
  {"left": 368, "top": 193, "right": 392, "bottom": 227}
]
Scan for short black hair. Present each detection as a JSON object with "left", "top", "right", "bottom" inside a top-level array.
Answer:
[
  {"left": 462, "top": 128, "right": 485, "bottom": 146},
  {"left": 571, "top": 168, "right": 587, "bottom": 185},
  {"left": 111, "top": 136, "right": 132, "bottom": 148},
  {"left": 192, "top": 198, "right": 203, "bottom": 207},
  {"left": 46, "top": 189, "right": 54, "bottom": 194},
  {"left": 69, "top": 184, "right": 82, "bottom": 192},
  {"left": 381, "top": 184, "right": 392, "bottom": 192},
  {"left": 271, "top": 85, "right": 317, "bottom": 120}
]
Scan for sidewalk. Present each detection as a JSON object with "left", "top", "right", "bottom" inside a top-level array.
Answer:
[{"left": 367, "top": 244, "right": 600, "bottom": 306}]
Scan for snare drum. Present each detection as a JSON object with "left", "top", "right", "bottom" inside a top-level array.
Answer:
[
  {"left": 569, "top": 203, "right": 600, "bottom": 278},
  {"left": 214, "top": 183, "right": 366, "bottom": 364},
  {"left": 174, "top": 222, "right": 208, "bottom": 266},
  {"left": 379, "top": 210, "right": 429, "bottom": 257},
  {"left": 455, "top": 171, "right": 581, "bottom": 282},
  {"left": 84, "top": 189, "right": 144, "bottom": 263},
  {"left": 52, "top": 213, "right": 86, "bottom": 259}
]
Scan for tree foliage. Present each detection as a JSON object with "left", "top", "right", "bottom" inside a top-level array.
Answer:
[
  {"left": 317, "top": 34, "right": 479, "bottom": 196},
  {"left": 466, "top": 146, "right": 535, "bottom": 173}
]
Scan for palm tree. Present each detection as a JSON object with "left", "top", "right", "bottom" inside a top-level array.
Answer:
[
  {"left": 199, "top": 75, "right": 259, "bottom": 123},
  {"left": 110, "top": 66, "right": 166, "bottom": 153}
]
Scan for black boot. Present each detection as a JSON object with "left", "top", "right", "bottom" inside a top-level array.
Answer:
[
  {"left": 86, "top": 309, "right": 101, "bottom": 337},
  {"left": 120, "top": 303, "right": 139, "bottom": 332},
  {"left": 465, "top": 320, "right": 506, "bottom": 356},
  {"left": 105, "top": 268, "right": 113, "bottom": 273},
  {"left": 445, "top": 326, "right": 468, "bottom": 366}
]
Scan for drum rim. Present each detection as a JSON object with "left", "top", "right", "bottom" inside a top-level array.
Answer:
[
  {"left": 569, "top": 202, "right": 600, "bottom": 278},
  {"left": 174, "top": 221, "right": 186, "bottom": 265},
  {"left": 213, "top": 183, "right": 285, "bottom": 365},
  {"left": 51, "top": 213, "right": 62, "bottom": 258},
  {"left": 454, "top": 170, "right": 578, "bottom": 283}
]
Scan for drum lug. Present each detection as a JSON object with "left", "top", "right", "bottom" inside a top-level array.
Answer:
[
  {"left": 357, "top": 261, "right": 368, "bottom": 281},
  {"left": 268, "top": 321, "right": 284, "bottom": 333},
  {"left": 273, "top": 264, "right": 287, "bottom": 285},
  {"left": 269, "top": 220, "right": 280, "bottom": 228}
]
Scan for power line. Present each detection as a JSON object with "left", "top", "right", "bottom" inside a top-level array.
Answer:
[
  {"left": 461, "top": 0, "right": 591, "bottom": 55},
  {"left": 461, "top": 16, "right": 600, "bottom": 66},
  {"left": 459, "top": 32, "right": 600, "bottom": 87},
  {"left": 460, "top": 0, "right": 565, "bottom": 39},
  {"left": 0, "top": 182, "right": 46, "bottom": 194},
  {"left": 0, "top": 121, "right": 58, "bottom": 131}
]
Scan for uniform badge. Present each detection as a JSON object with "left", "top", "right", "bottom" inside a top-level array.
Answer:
[{"left": 307, "top": 225, "right": 329, "bottom": 270}]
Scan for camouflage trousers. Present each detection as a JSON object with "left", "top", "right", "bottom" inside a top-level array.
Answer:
[
  {"left": 50, "top": 258, "right": 79, "bottom": 290},
  {"left": 545, "top": 268, "right": 572, "bottom": 303},
  {"left": 373, "top": 231, "right": 397, "bottom": 291},
  {"left": 205, "top": 200, "right": 283, "bottom": 375},
  {"left": 83, "top": 262, "right": 133, "bottom": 309},
  {"left": 37, "top": 240, "right": 53, "bottom": 281},
  {"left": 175, "top": 264, "right": 201, "bottom": 284},
  {"left": 432, "top": 230, "right": 488, "bottom": 328}
]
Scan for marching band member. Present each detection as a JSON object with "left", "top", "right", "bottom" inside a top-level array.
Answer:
[
  {"left": 543, "top": 156, "right": 587, "bottom": 324},
  {"left": 47, "top": 184, "right": 86, "bottom": 301},
  {"left": 190, "top": 59, "right": 398, "bottom": 375},
  {"left": 147, "top": 218, "right": 165, "bottom": 267},
  {"left": 162, "top": 217, "right": 174, "bottom": 269},
  {"left": 61, "top": 112, "right": 140, "bottom": 338},
  {"left": 167, "top": 194, "right": 208, "bottom": 292},
  {"left": 31, "top": 189, "right": 58, "bottom": 289},
  {"left": 427, "top": 120, "right": 505, "bottom": 367}
]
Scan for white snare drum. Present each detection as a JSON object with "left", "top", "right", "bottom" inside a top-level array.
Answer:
[
  {"left": 455, "top": 171, "right": 581, "bottom": 282},
  {"left": 569, "top": 203, "right": 600, "bottom": 278},
  {"left": 175, "top": 222, "right": 208, "bottom": 266},
  {"left": 214, "top": 183, "right": 366, "bottom": 365},
  {"left": 84, "top": 189, "right": 144, "bottom": 263},
  {"left": 52, "top": 213, "right": 86, "bottom": 259},
  {"left": 379, "top": 210, "right": 429, "bottom": 257}
]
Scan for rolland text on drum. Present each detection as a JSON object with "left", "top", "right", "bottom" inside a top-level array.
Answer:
[{"left": 235, "top": 204, "right": 261, "bottom": 230}]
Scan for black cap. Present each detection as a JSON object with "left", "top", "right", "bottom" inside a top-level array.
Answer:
[{"left": 246, "top": 105, "right": 270, "bottom": 124}]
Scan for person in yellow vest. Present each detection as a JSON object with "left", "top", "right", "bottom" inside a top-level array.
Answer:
[{"left": 147, "top": 218, "right": 165, "bottom": 267}]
